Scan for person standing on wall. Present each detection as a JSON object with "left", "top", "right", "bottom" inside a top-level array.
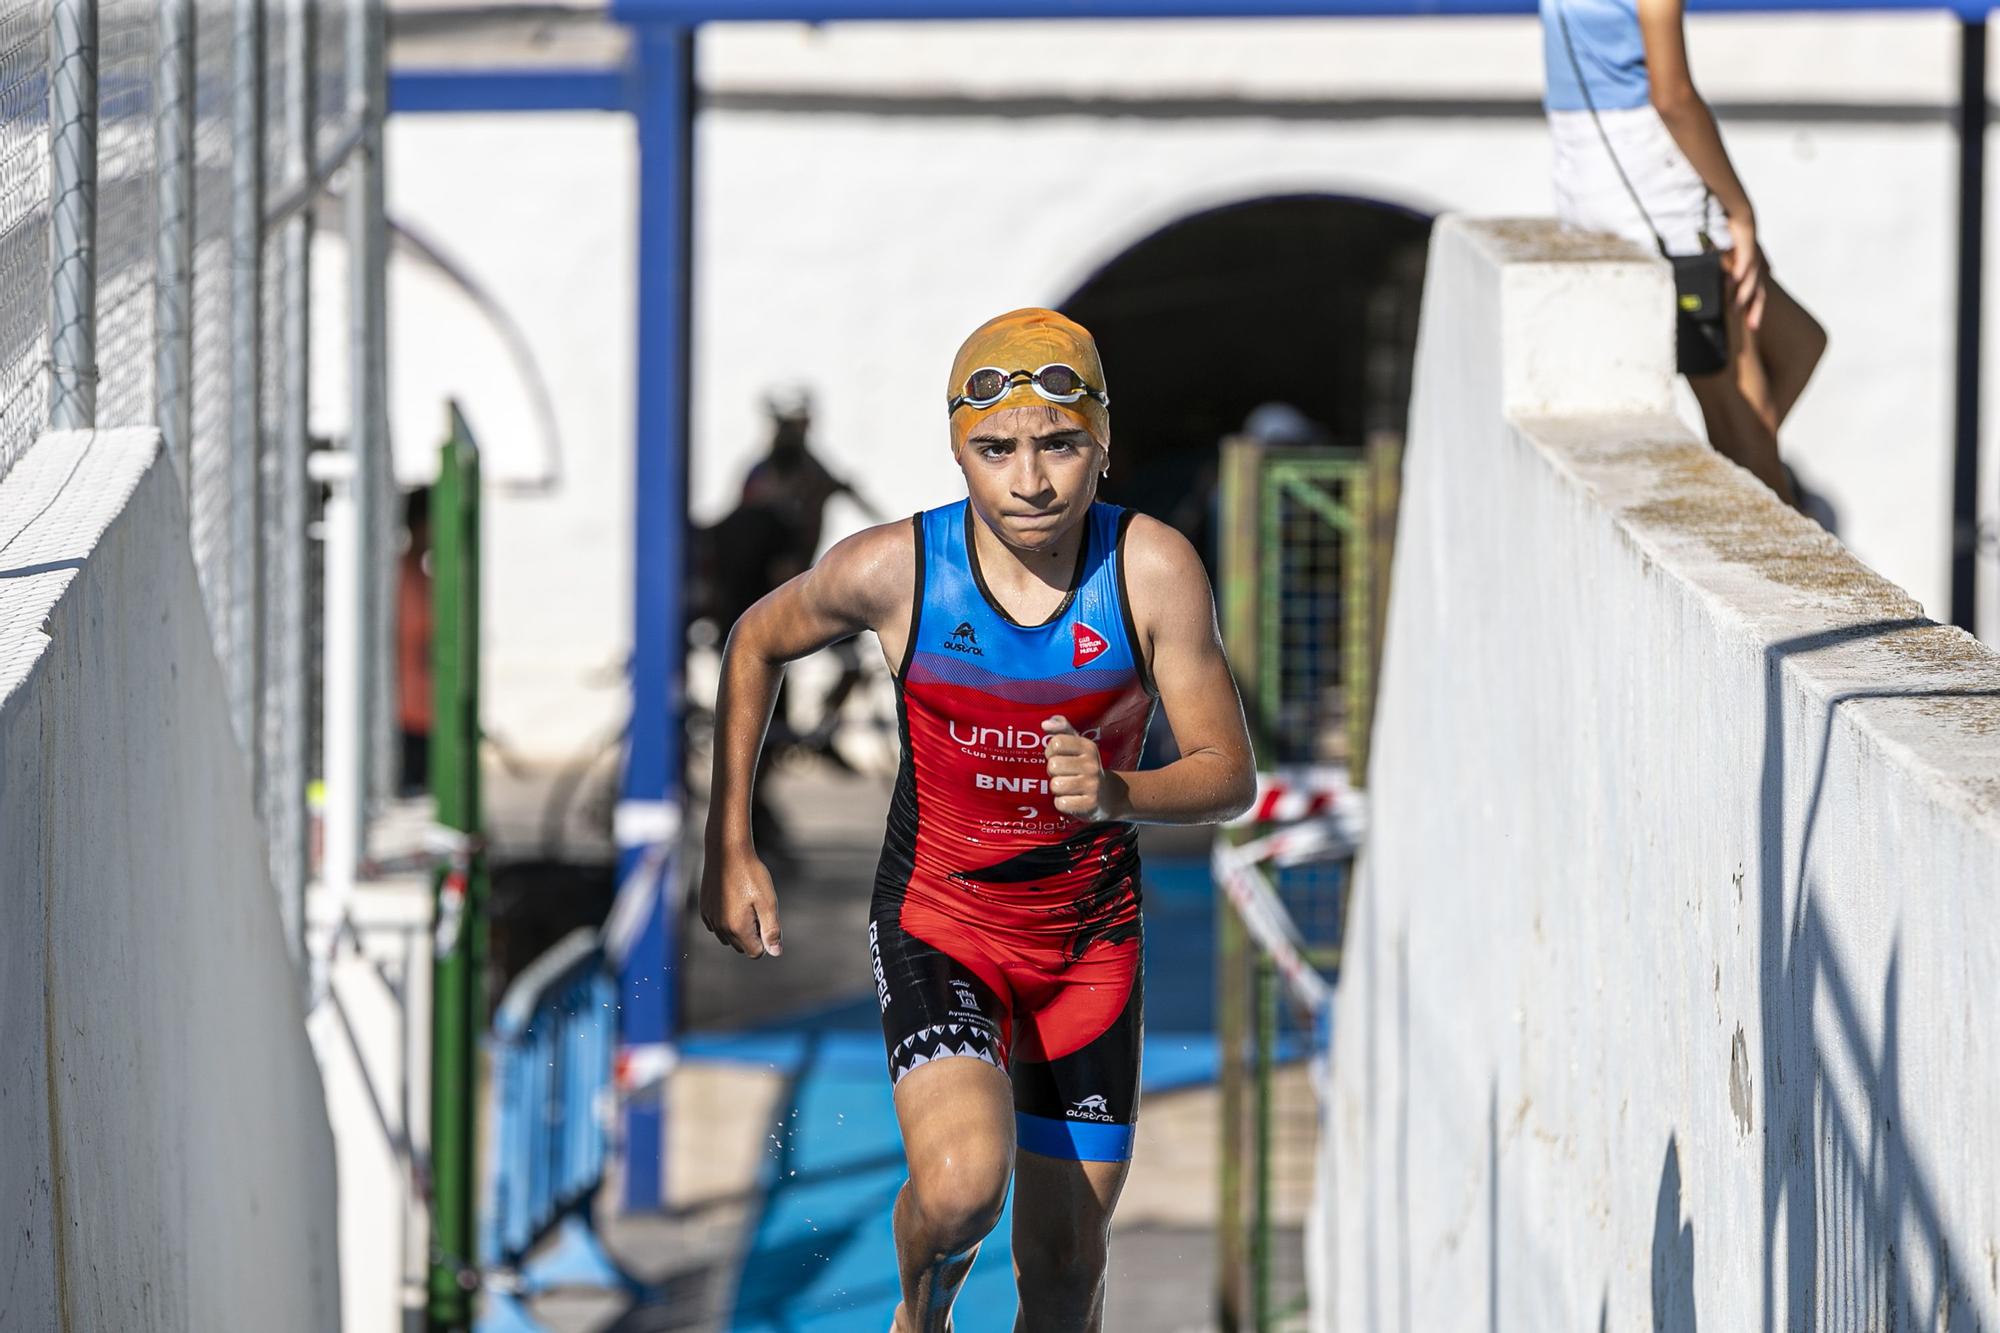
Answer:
[
  {"left": 1544, "top": 0, "right": 1827, "bottom": 503},
  {"left": 697, "top": 308, "right": 1256, "bottom": 1331}
]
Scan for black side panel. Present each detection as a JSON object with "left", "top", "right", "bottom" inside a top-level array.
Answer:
[
  {"left": 896, "top": 510, "right": 926, "bottom": 680},
  {"left": 870, "top": 686, "right": 920, "bottom": 910},
  {"left": 1114, "top": 507, "right": 1160, "bottom": 697},
  {"left": 876, "top": 515, "right": 925, "bottom": 908}
]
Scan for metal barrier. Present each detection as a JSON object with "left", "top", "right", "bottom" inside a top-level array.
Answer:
[{"left": 477, "top": 928, "right": 635, "bottom": 1333}]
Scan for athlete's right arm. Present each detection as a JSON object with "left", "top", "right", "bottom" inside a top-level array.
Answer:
[{"left": 699, "top": 520, "right": 915, "bottom": 960}]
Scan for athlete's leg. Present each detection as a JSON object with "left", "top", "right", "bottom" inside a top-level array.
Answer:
[
  {"left": 889, "top": 1056, "right": 1016, "bottom": 1333},
  {"left": 1006, "top": 939, "right": 1143, "bottom": 1331},
  {"left": 1010, "top": 1150, "right": 1131, "bottom": 1332}
]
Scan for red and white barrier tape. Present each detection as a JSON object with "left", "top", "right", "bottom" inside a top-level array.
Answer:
[
  {"left": 1226, "top": 764, "right": 1367, "bottom": 830},
  {"left": 604, "top": 839, "right": 672, "bottom": 972},
  {"left": 613, "top": 1041, "right": 678, "bottom": 1108},
  {"left": 1211, "top": 838, "right": 1335, "bottom": 1016},
  {"left": 1210, "top": 768, "right": 1369, "bottom": 1017}
]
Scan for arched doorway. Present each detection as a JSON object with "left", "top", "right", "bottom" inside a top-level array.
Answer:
[{"left": 1060, "top": 194, "right": 1431, "bottom": 560}]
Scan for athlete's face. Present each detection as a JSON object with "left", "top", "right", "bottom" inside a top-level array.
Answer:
[{"left": 953, "top": 404, "right": 1107, "bottom": 551}]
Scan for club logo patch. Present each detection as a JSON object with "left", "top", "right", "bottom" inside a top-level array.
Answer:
[{"left": 1072, "top": 622, "right": 1108, "bottom": 667}]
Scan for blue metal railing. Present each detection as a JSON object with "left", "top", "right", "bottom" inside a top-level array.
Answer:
[{"left": 478, "top": 928, "right": 637, "bottom": 1333}]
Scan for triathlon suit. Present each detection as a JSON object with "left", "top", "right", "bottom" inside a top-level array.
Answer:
[{"left": 870, "top": 499, "right": 1158, "bottom": 1162}]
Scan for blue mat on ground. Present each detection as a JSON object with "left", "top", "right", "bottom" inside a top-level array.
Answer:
[{"left": 690, "top": 854, "right": 1234, "bottom": 1332}]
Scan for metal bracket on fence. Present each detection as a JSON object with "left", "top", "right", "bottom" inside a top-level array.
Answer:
[
  {"left": 424, "top": 824, "right": 488, "bottom": 872},
  {"left": 424, "top": 826, "right": 486, "bottom": 961}
]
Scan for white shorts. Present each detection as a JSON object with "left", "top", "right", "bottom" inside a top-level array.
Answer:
[{"left": 1549, "top": 105, "right": 1732, "bottom": 258}]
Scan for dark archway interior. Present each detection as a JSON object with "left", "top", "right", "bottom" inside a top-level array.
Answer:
[{"left": 1061, "top": 194, "right": 1432, "bottom": 562}]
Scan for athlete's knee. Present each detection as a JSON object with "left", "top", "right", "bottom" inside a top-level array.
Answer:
[
  {"left": 1014, "top": 1224, "right": 1111, "bottom": 1300},
  {"left": 908, "top": 1150, "right": 1011, "bottom": 1250}
]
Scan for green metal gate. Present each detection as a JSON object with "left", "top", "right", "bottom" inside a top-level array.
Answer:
[
  {"left": 1216, "top": 435, "right": 1399, "bottom": 1332},
  {"left": 428, "top": 404, "right": 490, "bottom": 1331}
]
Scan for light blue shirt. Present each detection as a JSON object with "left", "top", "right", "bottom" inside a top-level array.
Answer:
[{"left": 1543, "top": 0, "right": 1653, "bottom": 113}]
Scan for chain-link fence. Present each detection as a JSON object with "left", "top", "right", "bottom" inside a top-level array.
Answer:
[
  {"left": 0, "top": 12, "right": 45, "bottom": 478},
  {"left": 0, "top": 0, "right": 390, "bottom": 968}
]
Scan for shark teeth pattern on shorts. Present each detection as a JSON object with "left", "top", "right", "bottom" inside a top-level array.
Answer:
[{"left": 891, "top": 1024, "right": 1003, "bottom": 1082}]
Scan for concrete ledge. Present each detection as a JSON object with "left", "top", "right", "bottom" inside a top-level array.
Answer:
[
  {"left": 0, "top": 430, "right": 160, "bottom": 704},
  {"left": 1324, "top": 218, "right": 2000, "bottom": 1331},
  {"left": 0, "top": 430, "right": 341, "bottom": 1329}
]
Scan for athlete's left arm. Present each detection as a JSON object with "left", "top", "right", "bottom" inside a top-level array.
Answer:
[{"left": 1044, "top": 514, "right": 1255, "bottom": 825}]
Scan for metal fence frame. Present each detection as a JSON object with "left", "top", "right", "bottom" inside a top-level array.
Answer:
[
  {"left": 1216, "top": 436, "right": 1397, "bottom": 1331},
  {"left": 9, "top": 0, "right": 391, "bottom": 967}
]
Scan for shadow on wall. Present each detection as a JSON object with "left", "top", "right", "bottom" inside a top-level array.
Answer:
[
  {"left": 1654, "top": 1138, "right": 1696, "bottom": 1333},
  {"left": 1757, "top": 619, "right": 1999, "bottom": 1330}
]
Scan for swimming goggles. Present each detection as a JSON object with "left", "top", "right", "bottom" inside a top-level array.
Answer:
[{"left": 947, "top": 364, "right": 1110, "bottom": 416}]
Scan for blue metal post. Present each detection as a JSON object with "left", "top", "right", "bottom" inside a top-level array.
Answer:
[{"left": 613, "top": 18, "right": 693, "bottom": 1213}]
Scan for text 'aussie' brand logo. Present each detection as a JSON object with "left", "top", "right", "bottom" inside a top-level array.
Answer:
[
  {"left": 943, "top": 621, "right": 984, "bottom": 656},
  {"left": 1072, "top": 622, "right": 1108, "bottom": 667},
  {"left": 1069, "top": 1094, "right": 1115, "bottom": 1122}
]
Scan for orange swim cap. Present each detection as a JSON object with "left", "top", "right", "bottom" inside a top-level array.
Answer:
[{"left": 946, "top": 308, "right": 1109, "bottom": 449}]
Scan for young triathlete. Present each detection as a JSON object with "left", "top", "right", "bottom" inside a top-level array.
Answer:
[{"left": 700, "top": 307, "right": 1255, "bottom": 1331}]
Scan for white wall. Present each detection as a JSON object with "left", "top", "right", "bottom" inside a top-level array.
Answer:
[
  {"left": 690, "top": 14, "right": 1985, "bottom": 628},
  {"left": 0, "top": 429, "right": 341, "bottom": 1329},
  {"left": 385, "top": 113, "right": 637, "bottom": 764},
  {"left": 1322, "top": 218, "right": 2000, "bottom": 1330},
  {"left": 383, "top": 13, "right": 1998, "bottom": 755}
]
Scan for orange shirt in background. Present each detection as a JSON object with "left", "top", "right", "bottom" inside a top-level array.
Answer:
[{"left": 397, "top": 553, "right": 433, "bottom": 734}]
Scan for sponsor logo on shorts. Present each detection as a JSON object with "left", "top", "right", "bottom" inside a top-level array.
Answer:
[
  {"left": 951, "top": 980, "right": 980, "bottom": 1013},
  {"left": 943, "top": 621, "right": 984, "bottom": 656},
  {"left": 1069, "top": 1093, "right": 1115, "bottom": 1123},
  {"left": 869, "top": 921, "right": 890, "bottom": 1013}
]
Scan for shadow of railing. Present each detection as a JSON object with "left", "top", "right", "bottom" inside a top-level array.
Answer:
[{"left": 1758, "top": 621, "right": 1998, "bottom": 1331}]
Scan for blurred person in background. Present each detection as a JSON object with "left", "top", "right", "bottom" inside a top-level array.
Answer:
[
  {"left": 691, "top": 390, "right": 890, "bottom": 843},
  {"left": 698, "top": 309, "right": 1255, "bottom": 1332},
  {"left": 396, "top": 487, "right": 432, "bottom": 797},
  {"left": 742, "top": 384, "right": 886, "bottom": 557},
  {"left": 1544, "top": 0, "right": 1827, "bottom": 504},
  {"left": 743, "top": 386, "right": 890, "bottom": 757}
]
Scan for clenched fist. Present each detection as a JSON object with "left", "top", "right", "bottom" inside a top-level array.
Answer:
[
  {"left": 1042, "top": 715, "right": 1129, "bottom": 822},
  {"left": 699, "top": 846, "right": 784, "bottom": 959}
]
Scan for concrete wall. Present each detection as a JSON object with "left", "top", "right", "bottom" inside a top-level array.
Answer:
[
  {"left": 384, "top": 113, "right": 637, "bottom": 764},
  {"left": 0, "top": 430, "right": 341, "bottom": 1329},
  {"left": 1321, "top": 217, "right": 2000, "bottom": 1330}
]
